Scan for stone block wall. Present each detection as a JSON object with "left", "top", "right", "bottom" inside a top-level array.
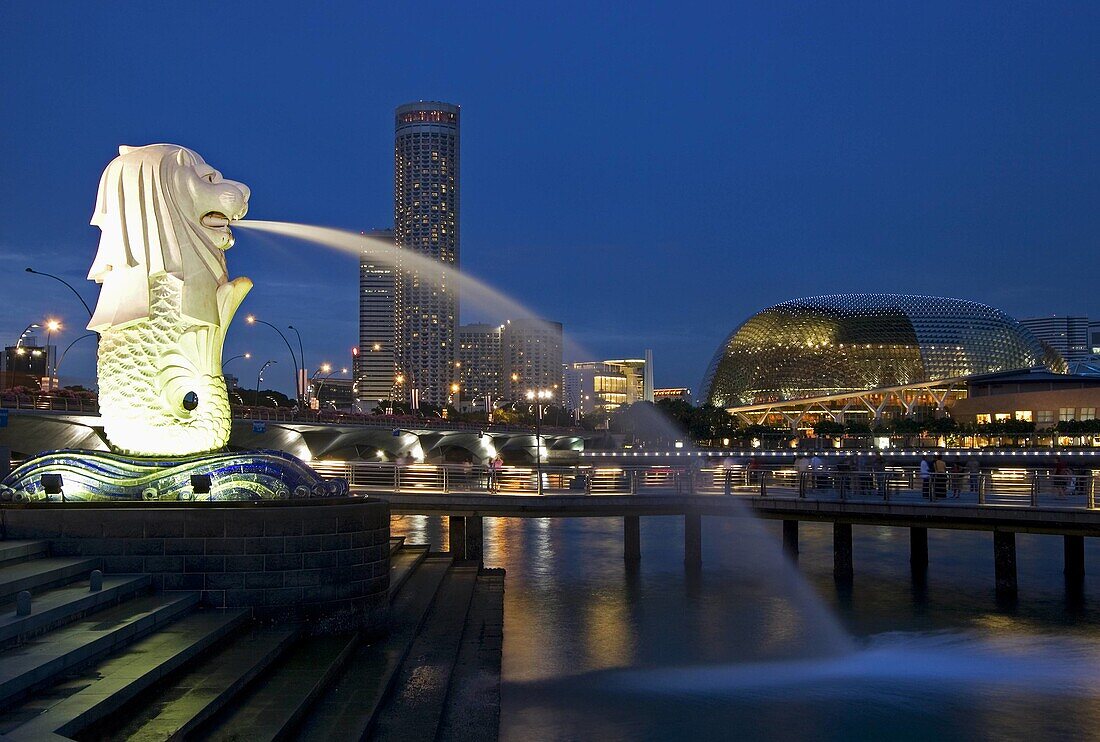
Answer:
[{"left": 0, "top": 497, "right": 389, "bottom": 633}]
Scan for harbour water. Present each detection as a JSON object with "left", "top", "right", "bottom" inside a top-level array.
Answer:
[{"left": 392, "top": 514, "right": 1100, "bottom": 741}]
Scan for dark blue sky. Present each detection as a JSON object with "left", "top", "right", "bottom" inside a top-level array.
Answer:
[{"left": 2, "top": 1, "right": 1098, "bottom": 395}]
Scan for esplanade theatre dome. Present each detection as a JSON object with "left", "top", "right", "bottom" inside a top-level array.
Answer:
[{"left": 703, "top": 294, "right": 1064, "bottom": 408}]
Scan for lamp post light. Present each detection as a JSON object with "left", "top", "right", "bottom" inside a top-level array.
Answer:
[
  {"left": 256, "top": 359, "right": 277, "bottom": 404},
  {"left": 25, "top": 268, "right": 94, "bottom": 320},
  {"left": 246, "top": 316, "right": 300, "bottom": 404},
  {"left": 308, "top": 363, "right": 332, "bottom": 409},
  {"left": 526, "top": 388, "right": 553, "bottom": 495},
  {"left": 44, "top": 319, "right": 61, "bottom": 391},
  {"left": 224, "top": 352, "right": 251, "bottom": 369},
  {"left": 315, "top": 367, "right": 348, "bottom": 410}
]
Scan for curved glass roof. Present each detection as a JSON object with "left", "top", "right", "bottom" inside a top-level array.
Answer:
[{"left": 703, "top": 294, "right": 1063, "bottom": 407}]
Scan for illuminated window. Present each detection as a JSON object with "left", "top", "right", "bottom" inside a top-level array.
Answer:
[
  {"left": 1082, "top": 408, "right": 1096, "bottom": 421},
  {"left": 976, "top": 414, "right": 991, "bottom": 424},
  {"left": 1060, "top": 408, "right": 1075, "bottom": 422},
  {"left": 994, "top": 413, "right": 1011, "bottom": 422},
  {"left": 1014, "top": 411, "right": 1033, "bottom": 422},
  {"left": 1037, "top": 410, "right": 1054, "bottom": 424}
]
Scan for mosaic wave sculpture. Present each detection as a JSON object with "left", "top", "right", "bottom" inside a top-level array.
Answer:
[{"left": 0, "top": 449, "right": 347, "bottom": 502}]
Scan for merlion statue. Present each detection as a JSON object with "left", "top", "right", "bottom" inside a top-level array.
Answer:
[{"left": 87, "top": 144, "right": 252, "bottom": 457}]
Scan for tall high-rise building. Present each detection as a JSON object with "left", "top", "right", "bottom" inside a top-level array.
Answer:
[
  {"left": 394, "top": 101, "right": 460, "bottom": 406},
  {"left": 356, "top": 228, "right": 396, "bottom": 404},
  {"left": 1020, "top": 316, "right": 1088, "bottom": 365},
  {"left": 502, "top": 318, "right": 563, "bottom": 401},
  {"left": 458, "top": 323, "right": 503, "bottom": 406}
]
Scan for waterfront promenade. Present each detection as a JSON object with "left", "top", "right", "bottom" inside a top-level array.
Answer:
[{"left": 313, "top": 460, "right": 1100, "bottom": 597}]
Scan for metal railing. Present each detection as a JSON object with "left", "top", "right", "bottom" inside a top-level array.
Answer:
[
  {"left": 0, "top": 394, "right": 99, "bottom": 413},
  {"left": 309, "top": 461, "right": 1100, "bottom": 511}
]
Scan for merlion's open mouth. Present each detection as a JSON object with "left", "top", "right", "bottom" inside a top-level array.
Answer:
[{"left": 201, "top": 212, "right": 231, "bottom": 228}]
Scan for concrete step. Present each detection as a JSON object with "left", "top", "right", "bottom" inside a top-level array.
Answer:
[
  {"left": 437, "top": 569, "right": 506, "bottom": 742},
  {"left": 296, "top": 556, "right": 454, "bottom": 742},
  {"left": 96, "top": 625, "right": 298, "bottom": 742},
  {"left": 388, "top": 536, "right": 406, "bottom": 556},
  {"left": 0, "top": 541, "right": 49, "bottom": 569},
  {"left": 2, "top": 608, "right": 247, "bottom": 741},
  {"left": 369, "top": 563, "right": 480, "bottom": 741},
  {"left": 0, "top": 591, "right": 200, "bottom": 709},
  {"left": 0, "top": 574, "right": 152, "bottom": 650},
  {"left": 388, "top": 544, "right": 429, "bottom": 601},
  {"left": 199, "top": 632, "right": 359, "bottom": 741},
  {"left": 0, "top": 558, "right": 97, "bottom": 604}
]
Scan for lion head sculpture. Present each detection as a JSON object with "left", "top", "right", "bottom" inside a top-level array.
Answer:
[
  {"left": 87, "top": 144, "right": 253, "bottom": 457},
  {"left": 88, "top": 144, "right": 251, "bottom": 332}
]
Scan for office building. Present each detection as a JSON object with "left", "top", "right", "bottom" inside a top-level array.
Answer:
[
  {"left": 2, "top": 340, "right": 54, "bottom": 391},
  {"left": 1020, "top": 316, "right": 1090, "bottom": 366},
  {"left": 393, "top": 101, "right": 460, "bottom": 406},
  {"left": 564, "top": 354, "right": 654, "bottom": 414},
  {"left": 502, "top": 318, "right": 563, "bottom": 401},
  {"left": 458, "top": 323, "right": 503, "bottom": 407},
  {"left": 356, "top": 228, "right": 396, "bottom": 404}
]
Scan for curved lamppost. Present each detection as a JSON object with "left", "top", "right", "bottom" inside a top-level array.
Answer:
[
  {"left": 54, "top": 333, "right": 97, "bottom": 381},
  {"left": 25, "top": 268, "right": 94, "bottom": 320},
  {"left": 43, "top": 319, "right": 61, "bottom": 391},
  {"left": 255, "top": 359, "right": 277, "bottom": 403},
  {"left": 315, "top": 366, "right": 348, "bottom": 409},
  {"left": 224, "top": 352, "right": 251, "bottom": 369},
  {"left": 287, "top": 325, "right": 306, "bottom": 400},
  {"left": 246, "top": 315, "right": 300, "bottom": 403}
]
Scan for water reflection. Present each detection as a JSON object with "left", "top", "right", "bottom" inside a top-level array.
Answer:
[{"left": 389, "top": 514, "right": 1100, "bottom": 740}]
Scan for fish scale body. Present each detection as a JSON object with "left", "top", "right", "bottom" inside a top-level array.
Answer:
[{"left": 97, "top": 276, "right": 230, "bottom": 456}]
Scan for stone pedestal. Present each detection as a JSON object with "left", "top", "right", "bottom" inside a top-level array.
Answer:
[
  {"left": 782, "top": 520, "right": 799, "bottom": 559},
  {"left": 449, "top": 516, "right": 467, "bottom": 560},
  {"left": 1, "top": 497, "right": 390, "bottom": 633}
]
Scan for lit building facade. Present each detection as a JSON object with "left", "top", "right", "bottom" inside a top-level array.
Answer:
[
  {"left": 356, "top": 228, "right": 396, "bottom": 404},
  {"left": 2, "top": 340, "right": 54, "bottom": 390},
  {"left": 458, "top": 323, "right": 503, "bottom": 407},
  {"left": 654, "top": 387, "right": 692, "bottom": 403},
  {"left": 1020, "top": 316, "right": 1091, "bottom": 365},
  {"left": 394, "top": 101, "right": 460, "bottom": 406},
  {"left": 502, "top": 318, "right": 563, "bottom": 401},
  {"left": 704, "top": 294, "right": 1064, "bottom": 409},
  {"left": 564, "top": 355, "right": 654, "bottom": 414}
]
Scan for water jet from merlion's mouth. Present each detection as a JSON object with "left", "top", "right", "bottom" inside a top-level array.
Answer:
[{"left": 234, "top": 219, "right": 577, "bottom": 352}]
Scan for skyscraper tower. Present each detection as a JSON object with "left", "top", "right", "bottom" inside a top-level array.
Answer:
[
  {"left": 356, "top": 228, "right": 396, "bottom": 406},
  {"left": 394, "top": 101, "right": 460, "bottom": 406}
]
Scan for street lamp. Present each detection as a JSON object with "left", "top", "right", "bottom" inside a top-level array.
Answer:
[
  {"left": 246, "top": 316, "right": 300, "bottom": 403},
  {"left": 315, "top": 367, "right": 348, "bottom": 409},
  {"left": 224, "top": 352, "right": 251, "bottom": 368},
  {"left": 526, "top": 388, "right": 553, "bottom": 495},
  {"left": 255, "top": 359, "right": 278, "bottom": 403},
  {"left": 25, "top": 268, "right": 94, "bottom": 320},
  {"left": 287, "top": 325, "right": 306, "bottom": 400},
  {"left": 54, "top": 333, "right": 97, "bottom": 381},
  {"left": 44, "top": 319, "right": 61, "bottom": 391}
]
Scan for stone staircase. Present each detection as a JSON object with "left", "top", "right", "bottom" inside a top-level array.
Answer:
[{"left": 0, "top": 537, "right": 504, "bottom": 741}]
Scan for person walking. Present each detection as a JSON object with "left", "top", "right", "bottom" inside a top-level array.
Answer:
[
  {"left": 810, "top": 453, "right": 824, "bottom": 490},
  {"left": 920, "top": 455, "right": 932, "bottom": 499}
]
